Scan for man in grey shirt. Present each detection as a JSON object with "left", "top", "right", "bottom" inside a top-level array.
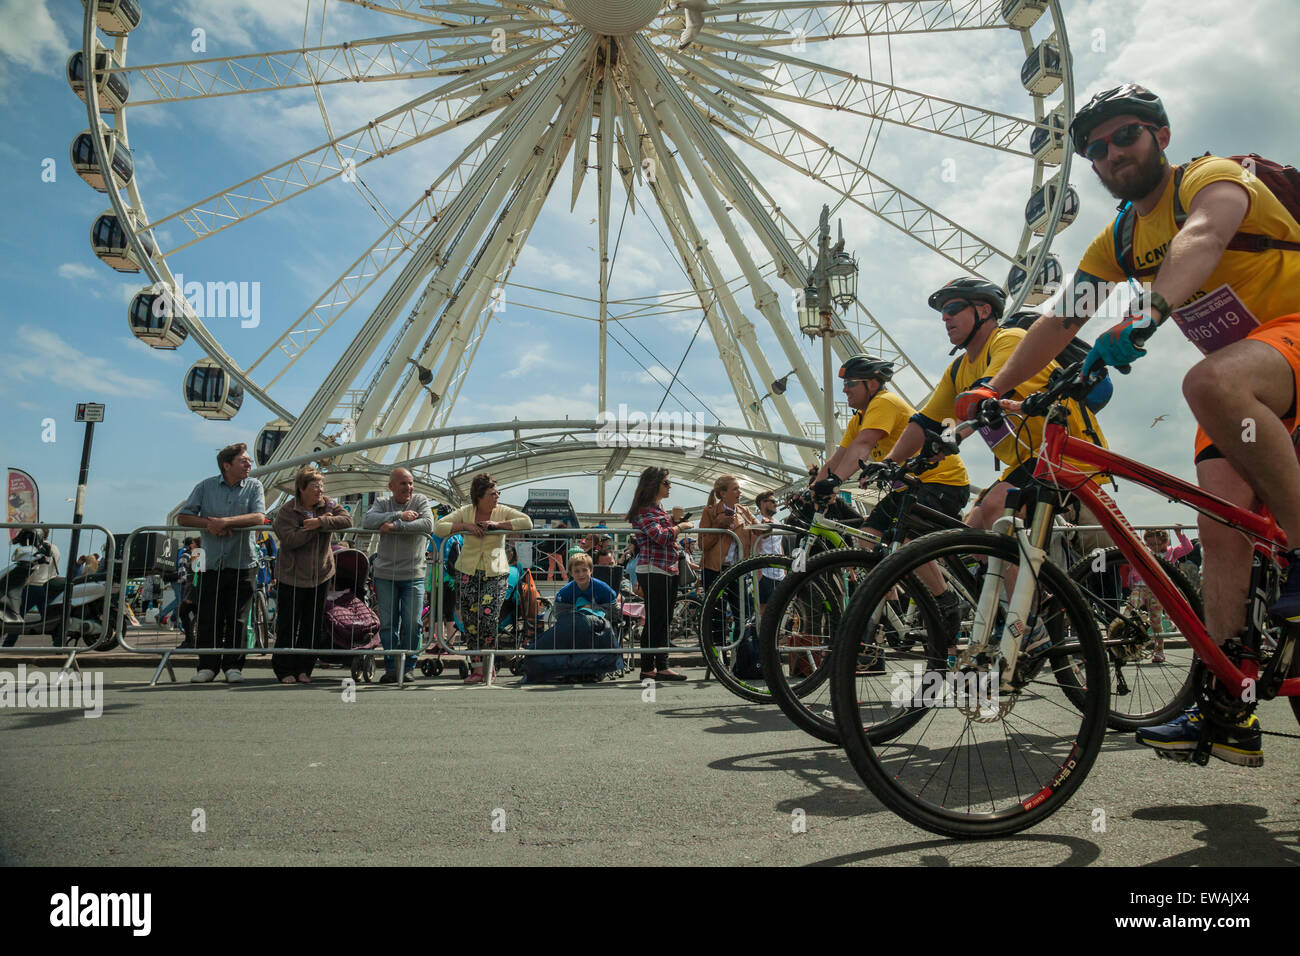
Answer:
[
  {"left": 363, "top": 467, "right": 433, "bottom": 682},
  {"left": 177, "top": 442, "right": 266, "bottom": 684}
]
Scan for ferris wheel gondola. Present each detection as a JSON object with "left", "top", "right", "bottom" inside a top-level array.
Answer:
[
  {"left": 184, "top": 358, "right": 243, "bottom": 420},
  {"left": 128, "top": 289, "right": 187, "bottom": 349},
  {"left": 90, "top": 209, "right": 153, "bottom": 272},
  {"left": 83, "top": 0, "right": 142, "bottom": 37},
  {"left": 67, "top": 46, "right": 129, "bottom": 112},
  {"left": 71, "top": 128, "right": 133, "bottom": 192}
]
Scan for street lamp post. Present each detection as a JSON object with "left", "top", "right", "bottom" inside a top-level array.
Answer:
[{"left": 799, "top": 205, "right": 859, "bottom": 457}]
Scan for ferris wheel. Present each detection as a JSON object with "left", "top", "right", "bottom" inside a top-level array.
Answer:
[{"left": 72, "top": 0, "right": 1078, "bottom": 508}]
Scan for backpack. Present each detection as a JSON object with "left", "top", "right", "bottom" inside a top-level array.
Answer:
[
  {"left": 521, "top": 608, "right": 625, "bottom": 683},
  {"left": 732, "top": 621, "right": 764, "bottom": 681},
  {"left": 1112, "top": 153, "right": 1300, "bottom": 280},
  {"left": 514, "top": 566, "right": 543, "bottom": 633}
]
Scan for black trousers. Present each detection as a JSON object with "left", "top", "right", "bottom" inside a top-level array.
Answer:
[
  {"left": 637, "top": 572, "right": 675, "bottom": 671},
  {"left": 274, "top": 581, "right": 328, "bottom": 678},
  {"left": 196, "top": 569, "right": 255, "bottom": 674}
]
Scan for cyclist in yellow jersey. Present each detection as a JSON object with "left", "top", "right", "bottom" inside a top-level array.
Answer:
[
  {"left": 966, "top": 84, "right": 1300, "bottom": 766},
  {"left": 810, "top": 353, "right": 971, "bottom": 629},
  {"left": 885, "top": 278, "right": 1109, "bottom": 531}
]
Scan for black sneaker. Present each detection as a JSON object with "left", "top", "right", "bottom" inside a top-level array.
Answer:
[{"left": 378, "top": 671, "right": 399, "bottom": 684}]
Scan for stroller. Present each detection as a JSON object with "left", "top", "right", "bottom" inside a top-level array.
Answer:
[{"left": 325, "top": 548, "right": 382, "bottom": 683}]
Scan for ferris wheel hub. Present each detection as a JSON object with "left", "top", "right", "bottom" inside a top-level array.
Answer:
[{"left": 561, "top": 0, "right": 664, "bottom": 36}]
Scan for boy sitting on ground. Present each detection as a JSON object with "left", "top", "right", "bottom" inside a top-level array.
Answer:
[{"left": 554, "top": 552, "right": 618, "bottom": 613}]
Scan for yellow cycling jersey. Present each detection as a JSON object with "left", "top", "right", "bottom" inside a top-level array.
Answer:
[
  {"left": 920, "top": 327, "right": 1108, "bottom": 482},
  {"left": 841, "top": 389, "right": 969, "bottom": 487},
  {"left": 1079, "top": 157, "right": 1300, "bottom": 352}
]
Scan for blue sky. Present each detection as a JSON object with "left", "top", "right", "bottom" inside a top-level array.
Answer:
[{"left": 1, "top": 0, "right": 1297, "bottom": 553}]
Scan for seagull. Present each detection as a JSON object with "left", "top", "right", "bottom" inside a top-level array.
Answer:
[
  {"left": 1150, "top": 414, "right": 1168, "bottom": 428},
  {"left": 676, "top": 0, "right": 709, "bottom": 49}
]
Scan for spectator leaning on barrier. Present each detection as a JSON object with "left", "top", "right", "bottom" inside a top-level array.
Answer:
[
  {"left": 272, "top": 466, "right": 351, "bottom": 685},
  {"left": 434, "top": 473, "right": 532, "bottom": 685},
  {"left": 176, "top": 442, "right": 267, "bottom": 685},
  {"left": 363, "top": 467, "right": 434, "bottom": 684},
  {"left": 699, "top": 474, "right": 755, "bottom": 651},
  {"left": 627, "top": 466, "right": 693, "bottom": 682}
]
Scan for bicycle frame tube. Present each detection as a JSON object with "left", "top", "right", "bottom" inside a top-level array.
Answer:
[{"left": 1037, "top": 420, "right": 1299, "bottom": 699}]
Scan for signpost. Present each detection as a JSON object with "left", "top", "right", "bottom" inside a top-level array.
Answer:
[{"left": 62, "top": 403, "right": 104, "bottom": 647}]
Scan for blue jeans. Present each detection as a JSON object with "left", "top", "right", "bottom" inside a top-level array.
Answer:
[
  {"left": 375, "top": 577, "right": 424, "bottom": 674},
  {"left": 158, "top": 583, "right": 183, "bottom": 622}
]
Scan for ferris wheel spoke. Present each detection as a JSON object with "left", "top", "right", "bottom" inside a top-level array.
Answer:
[
  {"left": 144, "top": 54, "right": 543, "bottom": 251},
  {"left": 675, "top": 59, "right": 1011, "bottom": 272},
  {"left": 116, "top": 29, "right": 531, "bottom": 107},
  {"left": 333, "top": 0, "right": 563, "bottom": 29},
  {"left": 704, "top": 0, "right": 1004, "bottom": 35},
  {"left": 269, "top": 33, "right": 597, "bottom": 475},
  {"left": 360, "top": 72, "right": 590, "bottom": 448},
  {"left": 690, "top": 35, "right": 1039, "bottom": 154}
]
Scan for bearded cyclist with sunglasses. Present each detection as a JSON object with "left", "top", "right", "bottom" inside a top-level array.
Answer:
[{"left": 965, "top": 84, "right": 1300, "bottom": 767}]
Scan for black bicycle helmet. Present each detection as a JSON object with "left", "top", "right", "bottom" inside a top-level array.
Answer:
[
  {"left": 838, "top": 353, "right": 895, "bottom": 383},
  {"left": 1069, "top": 84, "right": 1168, "bottom": 157}
]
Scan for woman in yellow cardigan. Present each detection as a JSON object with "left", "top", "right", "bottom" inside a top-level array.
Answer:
[{"left": 433, "top": 473, "right": 532, "bottom": 683}]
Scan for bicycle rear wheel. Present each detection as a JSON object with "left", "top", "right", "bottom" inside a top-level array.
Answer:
[
  {"left": 831, "top": 528, "right": 1109, "bottom": 838},
  {"left": 700, "top": 555, "right": 792, "bottom": 703},
  {"left": 1067, "top": 547, "right": 1199, "bottom": 729}
]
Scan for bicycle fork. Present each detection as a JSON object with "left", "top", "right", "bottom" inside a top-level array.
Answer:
[{"left": 971, "top": 494, "right": 1055, "bottom": 692}]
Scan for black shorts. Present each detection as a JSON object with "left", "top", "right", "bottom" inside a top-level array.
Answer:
[
  {"left": 993, "top": 460, "right": 1081, "bottom": 513},
  {"left": 863, "top": 482, "right": 970, "bottom": 533}
]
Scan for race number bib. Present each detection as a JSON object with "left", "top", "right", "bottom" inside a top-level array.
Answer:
[{"left": 1169, "top": 284, "right": 1259, "bottom": 354}]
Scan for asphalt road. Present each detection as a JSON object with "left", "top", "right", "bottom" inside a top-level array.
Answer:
[{"left": 1, "top": 665, "right": 1298, "bottom": 866}]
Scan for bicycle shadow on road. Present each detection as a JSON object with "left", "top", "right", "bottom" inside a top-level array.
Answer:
[
  {"left": 1132, "top": 804, "right": 1300, "bottom": 866},
  {"left": 656, "top": 704, "right": 810, "bottom": 735},
  {"left": 807, "top": 834, "right": 1103, "bottom": 867},
  {"left": 708, "top": 746, "right": 875, "bottom": 819}
]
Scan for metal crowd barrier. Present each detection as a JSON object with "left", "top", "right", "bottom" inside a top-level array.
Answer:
[
  {"left": 0, "top": 522, "right": 117, "bottom": 676},
  {"left": 119, "top": 524, "right": 439, "bottom": 686},
  {"left": 429, "top": 525, "right": 742, "bottom": 687}
]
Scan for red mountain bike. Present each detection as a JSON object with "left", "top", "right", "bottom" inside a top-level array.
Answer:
[{"left": 831, "top": 365, "right": 1300, "bottom": 838}]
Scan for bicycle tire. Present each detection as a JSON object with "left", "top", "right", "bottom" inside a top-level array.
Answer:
[
  {"left": 1067, "top": 547, "right": 1200, "bottom": 729},
  {"left": 759, "top": 548, "right": 882, "bottom": 743},
  {"left": 252, "top": 591, "right": 271, "bottom": 649},
  {"left": 699, "top": 555, "right": 792, "bottom": 703},
  {"left": 831, "top": 528, "right": 1109, "bottom": 839}
]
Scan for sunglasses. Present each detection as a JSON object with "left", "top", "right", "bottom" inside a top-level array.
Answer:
[
  {"left": 842, "top": 378, "right": 867, "bottom": 389},
  {"left": 940, "top": 300, "right": 971, "bottom": 318},
  {"left": 1083, "top": 122, "right": 1160, "bottom": 162},
  {"left": 661, "top": 478, "right": 671, "bottom": 487}
]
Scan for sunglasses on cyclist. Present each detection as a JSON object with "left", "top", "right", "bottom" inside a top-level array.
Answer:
[
  {"left": 842, "top": 378, "right": 867, "bottom": 389},
  {"left": 940, "top": 300, "right": 971, "bottom": 317},
  {"left": 1083, "top": 122, "right": 1160, "bottom": 162}
]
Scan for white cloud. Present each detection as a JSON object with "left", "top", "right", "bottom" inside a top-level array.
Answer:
[
  {"left": 57, "top": 262, "right": 98, "bottom": 281},
  {"left": 9, "top": 325, "right": 167, "bottom": 398},
  {"left": 0, "top": 0, "right": 69, "bottom": 75}
]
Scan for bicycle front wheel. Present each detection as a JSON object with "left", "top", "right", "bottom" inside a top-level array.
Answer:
[{"left": 831, "top": 528, "right": 1109, "bottom": 839}]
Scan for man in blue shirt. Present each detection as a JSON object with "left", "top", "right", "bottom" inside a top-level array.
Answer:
[{"left": 177, "top": 443, "right": 266, "bottom": 684}]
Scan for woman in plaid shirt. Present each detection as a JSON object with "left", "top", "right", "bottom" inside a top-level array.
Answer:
[{"left": 627, "top": 467, "right": 694, "bottom": 681}]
